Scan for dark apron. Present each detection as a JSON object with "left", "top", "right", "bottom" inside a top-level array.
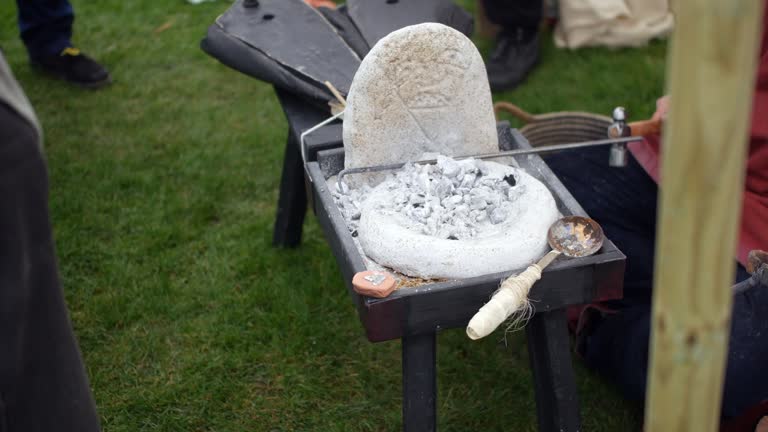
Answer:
[{"left": 0, "top": 55, "right": 101, "bottom": 432}]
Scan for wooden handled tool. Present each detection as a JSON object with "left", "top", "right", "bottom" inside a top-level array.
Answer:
[
  {"left": 606, "top": 107, "right": 663, "bottom": 166},
  {"left": 466, "top": 216, "right": 605, "bottom": 340},
  {"left": 608, "top": 108, "right": 663, "bottom": 139},
  {"left": 625, "top": 118, "right": 662, "bottom": 137}
]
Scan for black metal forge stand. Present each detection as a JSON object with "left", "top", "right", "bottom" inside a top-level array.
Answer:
[
  {"left": 273, "top": 89, "right": 625, "bottom": 432},
  {"left": 271, "top": 90, "right": 342, "bottom": 247}
]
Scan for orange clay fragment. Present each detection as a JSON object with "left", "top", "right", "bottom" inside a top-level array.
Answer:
[{"left": 352, "top": 271, "right": 396, "bottom": 298}]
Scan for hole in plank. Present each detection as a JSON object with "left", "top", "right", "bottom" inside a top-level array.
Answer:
[
  {"left": 386, "top": 0, "right": 398, "bottom": 4},
  {"left": 263, "top": 13, "right": 275, "bottom": 20}
]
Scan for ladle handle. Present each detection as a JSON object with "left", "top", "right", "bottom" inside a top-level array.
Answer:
[
  {"left": 628, "top": 118, "right": 662, "bottom": 137},
  {"left": 466, "top": 251, "right": 561, "bottom": 340}
]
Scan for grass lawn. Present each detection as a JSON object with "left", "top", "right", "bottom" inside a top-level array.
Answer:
[{"left": 1, "top": 1, "right": 666, "bottom": 430}]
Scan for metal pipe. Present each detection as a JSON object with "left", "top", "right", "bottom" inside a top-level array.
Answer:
[{"left": 336, "top": 136, "right": 643, "bottom": 191}]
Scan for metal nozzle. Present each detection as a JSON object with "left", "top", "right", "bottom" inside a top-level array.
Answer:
[
  {"left": 608, "top": 107, "right": 629, "bottom": 167},
  {"left": 609, "top": 143, "right": 628, "bottom": 167}
]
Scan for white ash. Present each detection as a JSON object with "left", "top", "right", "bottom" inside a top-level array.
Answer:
[
  {"left": 370, "top": 156, "right": 524, "bottom": 240},
  {"left": 332, "top": 183, "right": 371, "bottom": 237},
  {"left": 333, "top": 156, "right": 525, "bottom": 241}
]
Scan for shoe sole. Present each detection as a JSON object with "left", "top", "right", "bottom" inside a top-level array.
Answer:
[{"left": 30, "top": 62, "right": 113, "bottom": 90}]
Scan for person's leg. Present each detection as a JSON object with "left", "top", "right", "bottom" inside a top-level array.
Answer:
[
  {"left": 15, "top": 0, "right": 110, "bottom": 88},
  {"left": 544, "top": 146, "right": 659, "bottom": 304},
  {"left": 721, "top": 280, "right": 768, "bottom": 418},
  {"left": 0, "top": 102, "right": 101, "bottom": 432},
  {"left": 582, "top": 266, "right": 768, "bottom": 416},
  {"left": 545, "top": 146, "right": 768, "bottom": 418},
  {"left": 481, "top": 0, "right": 543, "bottom": 91},
  {"left": 482, "top": 0, "right": 543, "bottom": 33},
  {"left": 17, "top": 0, "right": 74, "bottom": 59}
]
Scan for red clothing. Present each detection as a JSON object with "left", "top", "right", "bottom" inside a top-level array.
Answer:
[{"left": 629, "top": 13, "right": 768, "bottom": 267}]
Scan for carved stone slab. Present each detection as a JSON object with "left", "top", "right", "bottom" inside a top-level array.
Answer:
[{"left": 343, "top": 23, "right": 498, "bottom": 170}]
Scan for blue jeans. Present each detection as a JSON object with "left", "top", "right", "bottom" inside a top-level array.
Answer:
[
  {"left": 17, "top": 0, "right": 74, "bottom": 59},
  {"left": 544, "top": 146, "right": 768, "bottom": 418}
]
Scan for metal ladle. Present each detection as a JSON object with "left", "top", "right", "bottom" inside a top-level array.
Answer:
[{"left": 466, "top": 216, "right": 605, "bottom": 340}]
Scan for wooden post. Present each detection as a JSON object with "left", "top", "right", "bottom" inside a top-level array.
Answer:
[{"left": 645, "top": 1, "right": 765, "bottom": 431}]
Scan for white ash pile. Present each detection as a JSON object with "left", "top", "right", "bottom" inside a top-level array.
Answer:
[
  {"left": 332, "top": 155, "right": 560, "bottom": 279},
  {"left": 333, "top": 185, "right": 367, "bottom": 234},
  {"left": 368, "top": 156, "right": 524, "bottom": 240},
  {"left": 331, "top": 156, "right": 523, "bottom": 239}
]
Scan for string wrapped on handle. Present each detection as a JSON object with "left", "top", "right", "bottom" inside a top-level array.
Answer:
[
  {"left": 466, "top": 264, "right": 542, "bottom": 340},
  {"left": 466, "top": 249, "right": 562, "bottom": 340}
]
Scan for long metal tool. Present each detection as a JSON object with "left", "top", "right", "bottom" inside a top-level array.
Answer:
[{"left": 336, "top": 135, "right": 643, "bottom": 191}]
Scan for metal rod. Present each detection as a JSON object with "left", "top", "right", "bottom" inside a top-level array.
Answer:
[
  {"left": 337, "top": 136, "right": 643, "bottom": 187},
  {"left": 300, "top": 110, "right": 345, "bottom": 164}
]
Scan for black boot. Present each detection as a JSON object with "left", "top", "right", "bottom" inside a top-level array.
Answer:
[
  {"left": 31, "top": 47, "right": 111, "bottom": 89},
  {"left": 486, "top": 28, "right": 540, "bottom": 92}
]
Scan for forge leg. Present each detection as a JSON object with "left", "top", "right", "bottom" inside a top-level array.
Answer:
[
  {"left": 525, "top": 309, "right": 581, "bottom": 432},
  {"left": 402, "top": 332, "right": 437, "bottom": 432},
  {"left": 272, "top": 129, "right": 307, "bottom": 247}
]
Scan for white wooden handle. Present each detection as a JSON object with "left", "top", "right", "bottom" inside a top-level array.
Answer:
[{"left": 466, "top": 263, "right": 543, "bottom": 340}]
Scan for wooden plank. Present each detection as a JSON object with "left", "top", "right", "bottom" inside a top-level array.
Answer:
[{"left": 645, "top": 1, "right": 765, "bottom": 430}]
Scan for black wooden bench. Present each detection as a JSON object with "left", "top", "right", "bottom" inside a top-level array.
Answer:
[{"left": 272, "top": 87, "right": 625, "bottom": 432}]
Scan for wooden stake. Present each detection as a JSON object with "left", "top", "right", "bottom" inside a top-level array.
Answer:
[{"left": 645, "top": 1, "right": 765, "bottom": 431}]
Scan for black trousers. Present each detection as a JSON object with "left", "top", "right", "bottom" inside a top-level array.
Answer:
[
  {"left": 544, "top": 147, "right": 768, "bottom": 419},
  {"left": 481, "top": 0, "right": 543, "bottom": 32},
  {"left": 0, "top": 103, "right": 100, "bottom": 432}
]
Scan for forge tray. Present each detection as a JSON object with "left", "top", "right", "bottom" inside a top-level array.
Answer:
[{"left": 304, "top": 124, "right": 625, "bottom": 342}]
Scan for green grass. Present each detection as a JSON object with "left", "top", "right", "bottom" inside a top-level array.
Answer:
[{"left": 0, "top": 1, "right": 666, "bottom": 430}]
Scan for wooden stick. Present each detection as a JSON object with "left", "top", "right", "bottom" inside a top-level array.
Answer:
[
  {"left": 324, "top": 80, "right": 347, "bottom": 107},
  {"left": 628, "top": 118, "right": 662, "bottom": 137},
  {"left": 645, "top": 1, "right": 765, "bottom": 430}
]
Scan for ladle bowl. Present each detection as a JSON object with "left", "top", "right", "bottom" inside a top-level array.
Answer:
[{"left": 548, "top": 215, "right": 604, "bottom": 258}]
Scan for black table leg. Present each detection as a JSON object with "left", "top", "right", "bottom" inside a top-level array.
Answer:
[
  {"left": 272, "top": 129, "right": 307, "bottom": 247},
  {"left": 525, "top": 309, "right": 581, "bottom": 432},
  {"left": 402, "top": 332, "right": 437, "bottom": 432}
]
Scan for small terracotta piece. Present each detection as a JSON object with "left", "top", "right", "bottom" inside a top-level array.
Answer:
[{"left": 352, "top": 271, "right": 396, "bottom": 298}]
